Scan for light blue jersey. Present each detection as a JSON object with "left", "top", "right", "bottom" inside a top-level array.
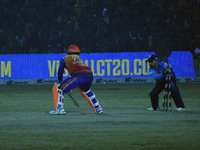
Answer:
[{"left": 149, "top": 61, "right": 168, "bottom": 81}]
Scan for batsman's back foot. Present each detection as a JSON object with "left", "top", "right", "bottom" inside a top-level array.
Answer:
[
  {"left": 95, "top": 105, "right": 103, "bottom": 114},
  {"left": 49, "top": 108, "right": 66, "bottom": 115},
  {"left": 97, "top": 109, "right": 103, "bottom": 114}
]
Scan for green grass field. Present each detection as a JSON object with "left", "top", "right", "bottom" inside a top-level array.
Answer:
[{"left": 0, "top": 83, "right": 200, "bottom": 150}]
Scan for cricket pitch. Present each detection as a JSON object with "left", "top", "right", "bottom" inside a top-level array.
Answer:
[{"left": 0, "top": 83, "right": 200, "bottom": 150}]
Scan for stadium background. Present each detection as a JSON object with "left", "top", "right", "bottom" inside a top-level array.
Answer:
[
  {"left": 0, "top": 51, "right": 196, "bottom": 81},
  {"left": 1, "top": 0, "right": 200, "bottom": 54},
  {"left": 0, "top": 0, "right": 200, "bottom": 83},
  {"left": 1, "top": 1, "right": 200, "bottom": 150}
]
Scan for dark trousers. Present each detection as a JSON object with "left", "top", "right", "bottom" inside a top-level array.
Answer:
[{"left": 149, "top": 77, "right": 185, "bottom": 110}]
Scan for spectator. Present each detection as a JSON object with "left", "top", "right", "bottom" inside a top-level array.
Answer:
[
  {"left": 0, "top": 0, "right": 199, "bottom": 53},
  {"left": 190, "top": 33, "right": 200, "bottom": 77}
]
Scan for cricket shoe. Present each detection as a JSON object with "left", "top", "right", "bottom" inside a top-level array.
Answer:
[
  {"left": 175, "top": 107, "right": 186, "bottom": 111},
  {"left": 95, "top": 105, "right": 103, "bottom": 114},
  {"left": 147, "top": 106, "right": 160, "bottom": 111},
  {"left": 49, "top": 108, "right": 66, "bottom": 115}
]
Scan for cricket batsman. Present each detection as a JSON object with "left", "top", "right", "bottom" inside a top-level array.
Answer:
[
  {"left": 146, "top": 54, "right": 185, "bottom": 111},
  {"left": 49, "top": 44, "right": 103, "bottom": 115}
]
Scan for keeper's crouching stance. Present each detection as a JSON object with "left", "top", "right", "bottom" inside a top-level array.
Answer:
[
  {"left": 49, "top": 44, "right": 103, "bottom": 115},
  {"left": 145, "top": 54, "right": 185, "bottom": 111}
]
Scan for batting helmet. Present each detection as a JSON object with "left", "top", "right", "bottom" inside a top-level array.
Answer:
[{"left": 67, "top": 44, "right": 80, "bottom": 53}]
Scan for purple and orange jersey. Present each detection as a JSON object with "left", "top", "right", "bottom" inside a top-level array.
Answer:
[{"left": 58, "top": 55, "right": 92, "bottom": 83}]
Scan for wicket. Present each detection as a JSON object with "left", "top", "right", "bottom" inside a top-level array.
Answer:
[{"left": 162, "top": 65, "right": 172, "bottom": 111}]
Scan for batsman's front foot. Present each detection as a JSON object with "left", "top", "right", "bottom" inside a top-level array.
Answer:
[
  {"left": 176, "top": 107, "right": 186, "bottom": 111},
  {"left": 95, "top": 105, "right": 103, "bottom": 114},
  {"left": 49, "top": 108, "right": 66, "bottom": 115}
]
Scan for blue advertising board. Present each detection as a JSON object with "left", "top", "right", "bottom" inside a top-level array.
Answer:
[{"left": 0, "top": 51, "right": 196, "bottom": 79}]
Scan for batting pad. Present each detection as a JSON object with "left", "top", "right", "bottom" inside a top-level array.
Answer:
[
  {"left": 52, "top": 82, "right": 59, "bottom": 110},
  {"left": 79, "top": 88, "right": 96, "bottom": 113}
]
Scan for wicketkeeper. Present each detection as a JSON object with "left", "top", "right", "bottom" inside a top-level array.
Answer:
[
  {"left": 146, "top": 54, "right": 185, "bottom": 111},
  {"left": 49, "top": 44, "right": 103, "bottom": 115}
]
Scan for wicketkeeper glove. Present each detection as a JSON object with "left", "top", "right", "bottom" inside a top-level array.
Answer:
[{"left": 163, "top": 65, "right": 172, "bottom": 75}]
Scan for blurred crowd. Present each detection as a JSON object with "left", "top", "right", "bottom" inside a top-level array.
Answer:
[{"left": 0, "top": 0, "right": 200, "bottom": 54}]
